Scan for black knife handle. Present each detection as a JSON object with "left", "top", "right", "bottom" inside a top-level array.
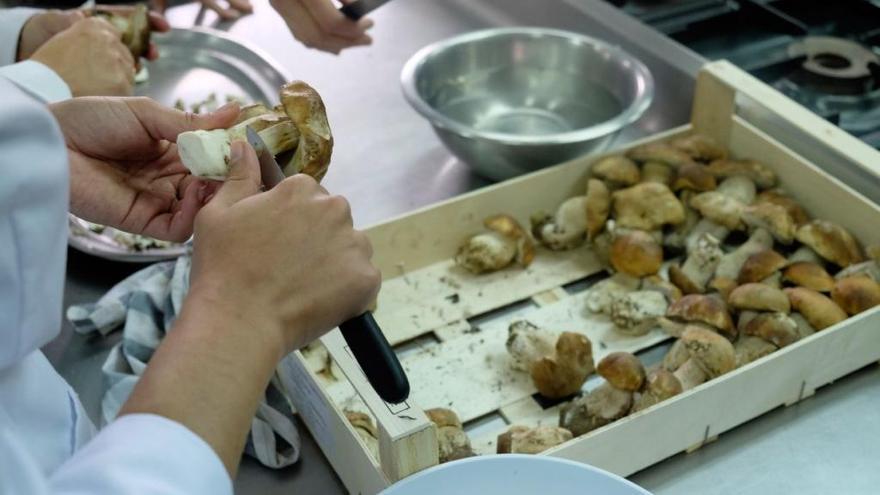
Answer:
[
  {"left": 338, "top": 312, "right": 410, "bottom": 404},
  {"left": 339, "top": 0, "right": 387, "bottom": 20}
]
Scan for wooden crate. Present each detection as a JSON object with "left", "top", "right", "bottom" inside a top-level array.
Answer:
[{"left": 277, "top": 60, "right": 880, "bottom": 494}]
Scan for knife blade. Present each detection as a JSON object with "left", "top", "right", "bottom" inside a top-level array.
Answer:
[
  {"left": 244, "top": 127, "right": 410, "bottom": 404},
  {"left": 339, "top": 0, "right": 393, "bottom": 20}
]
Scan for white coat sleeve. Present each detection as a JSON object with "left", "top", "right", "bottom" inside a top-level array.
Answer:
[{"left": 0, "top": 8, "right": 72, "bottom": 103}]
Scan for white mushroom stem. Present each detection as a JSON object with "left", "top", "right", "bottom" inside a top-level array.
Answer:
[
  {"left": 678, "top": 233, "right": 723, "bottom": 292},
  {"left": 609, "top": 290, "right": 668, "bottom": 336},
  {"left": 533, "top": 196, "right": 589, "bottom": 250},
  {"left": 455, "top": 232, "right": 517, "bottom": 274},
  {"left": 506, "top": 321, "right": 558, "bottom": 372},
  {"left": 584, "top": 272, "right": 641, "bottom": 314},
  {"left": 685, "top": 219, "right": 729, "bottom": 254},
  {"left": 715, "top": 229, "right": 774, "bottom": 281}
]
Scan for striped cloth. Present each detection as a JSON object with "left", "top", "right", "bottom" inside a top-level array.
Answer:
[{"left": 66, "top": 253, "right": 301, "bottom": 469}]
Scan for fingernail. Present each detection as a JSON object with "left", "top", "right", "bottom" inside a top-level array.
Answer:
[
  {"left": 230, "top": 141, "right": 243, "bottom": 162},
  {"left": 197, "top": 183, "right": 208, "bottom": 203}
]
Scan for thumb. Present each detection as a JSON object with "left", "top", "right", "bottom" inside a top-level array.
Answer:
[
  {"left": 129, "top": 98, "right": 241, "bottom": 142},
  {"left": 211, "top": 141, "right": 262, "bottom": 208}
]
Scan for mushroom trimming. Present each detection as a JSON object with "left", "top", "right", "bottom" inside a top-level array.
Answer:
[{"left": 177, "top": 81, "right": 332, "bottom": 182}]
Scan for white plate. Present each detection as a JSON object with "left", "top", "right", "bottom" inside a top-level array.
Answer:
[{"left": 380, "top": 455, "right": 652, "bottom": 495}]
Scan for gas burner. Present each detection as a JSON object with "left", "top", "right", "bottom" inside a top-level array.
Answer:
[{"left": 786, "top": 36, "right": 880, "bottom": 95}]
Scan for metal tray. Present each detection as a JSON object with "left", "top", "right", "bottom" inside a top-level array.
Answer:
[{"left": 68, "top": 27, "right": 289, "bottom": 263}]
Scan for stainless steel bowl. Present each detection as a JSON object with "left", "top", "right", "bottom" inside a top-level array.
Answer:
[{"left": 401, "top": 27, "right": 654, "bottom": 181}]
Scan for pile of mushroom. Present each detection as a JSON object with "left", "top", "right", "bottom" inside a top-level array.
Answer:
[{"left": 177, "top": 81, "right": 333, "bottom": 182}]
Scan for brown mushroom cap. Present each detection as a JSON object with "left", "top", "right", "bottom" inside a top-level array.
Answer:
[
  {"left": 631, "top": 369, "right": 683, "bottom": 413},
  {"left": 612, "top": 183, "right": 686, "bottom": 231},
  {"left": 597, "top": 352, "right": 646, "bottom": 391},
  {"left": 280, "top": 81, "right": 333, "bottom": 181},
  {"left": 666, "top": 294, "right": 736, "bottom": 338},
  {"left": 831, "top": 276, "right": 880, "bottom": 316},
  {"left": 681, "top": 326, "right": 737, "bottom": 378},
  {"left": 796, "top": 220, "right": 864, "bottom": 268},
  {"left": 741, "top": 202, "right": 796, "bottom": 244},
  {"left": 709, "top": 277, "right": 738, "bottom": 301},
  {"left": 585, "top": 179, "right": 611, "bottom": 241},
  {"left": 425, "top": 408, "right": 463, "bottom": 429},
  {"left": 668, "top": 263, "right": 703, "bottom": 296},
  {"left": 782, "top": 262, "right": 834, "bottom": 292},
  {"left": 738, "top": 249, "right": 787, "bottom": 284},
  {"left": 627, "top": 143, "right": 695, "bottom": 168},
  {"left": 592, "top": 155, "right": 641, "bottom": 186},
  {"left": 784, "top": 287, "right": 848, "bottom": 330},
  {"left": 610, "top": 231, "right": 663, "bottom": 277},
  {"left": 756, "top": 190, "right": 809, "bottom": 226},
  {"left": 673, "top": 162, "right": 718, "bottom": 192},
  {"left": 705, "top": 159, "right": 777, "bottom": 189},
  {"left": 530, "top": 332, "right": 594, "bottom": 399},
  {"left": 728, "top": 283, "right": 791, "bottom": 313},
  {"left": 558, "top": 383, "right": 632, "bottom": 436},
  {"left": 485, "top": 214, "right": 535, "bottom": 267},
  {"left": 690, "top": 191, "right": 745, "bottom": 230},
  {"left": 734, "top": 335, "right": 778, "bottom": 367},
  {"left": 740, "top": 312, "right": 799, "bottom": 347},
  {"left": 671, "top": 134, "right": 728, "bottom": 162},
  {"left": 641, "top": 161, "right": 674, "bottom": 185},
  {"left": 497, "top": 426, "right": 573, "bottom": 454}
]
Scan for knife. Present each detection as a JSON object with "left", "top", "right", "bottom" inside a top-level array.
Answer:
[
  {"left": 339, "top": 0, "right": 393, "bottom": 20},
  {"left": 245, "top": 126, "right": 411, "bottom": 404}
]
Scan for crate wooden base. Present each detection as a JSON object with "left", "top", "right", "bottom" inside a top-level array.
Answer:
[{"left": 279, "top": 60, "right": 880, "bottom": 494}]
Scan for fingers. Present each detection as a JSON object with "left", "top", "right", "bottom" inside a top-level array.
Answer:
[
  {"left": 275, "top": 0, "right": 373, "bottom": 54},
  {"left": 211, "top": 141, "right": 262, "bottom": 207},
  {"left": 128, "top": 98, "right": 240, "bottom": 142},
  {"left": 148, "top": 11, "right": 171, "bottom": 32},
  {"left": 159, "top": 178, "right": 203, "bottom": 241},
  {"left": 301, "top": 0, "right": 373, "bottom": 39},
  {"left": 227, "top": 0, "right": 254, "bottom": 14},
  {"left": 201, "top": 0, "right": 248, "bottom": 20}
]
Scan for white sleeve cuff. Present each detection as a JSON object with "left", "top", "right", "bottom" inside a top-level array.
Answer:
[
  {"left": 0, "top": 60, "right": 71, "bottom": 103},
  {"left": 0, "top": 7, "right": 43, "bottom": 66},
  {"left": 51, "top": 414, "right": 232, "bottom": 495}
]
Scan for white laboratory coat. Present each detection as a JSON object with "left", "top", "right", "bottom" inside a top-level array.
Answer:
[
  {"left": 0, "top": 7, "right": 72, "bottom": 103},
  {"left": 0, "top": 76, "right": 232, "bottom": 493}
]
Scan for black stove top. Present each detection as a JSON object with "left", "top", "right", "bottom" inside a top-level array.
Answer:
[{"left": 607, "top": 0, "right": 880, "bottom": 147}]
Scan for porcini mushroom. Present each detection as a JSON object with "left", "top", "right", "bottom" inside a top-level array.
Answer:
[
  {"left": 741, "top": 202, "right": 796, "bottom": 244},
  {"left": 666, "top": 294, "right": 736, "bottom": 339},
  {"left": 662, "top": 338, "right": 690, "bottom": 371},
  {"left": 796, "top": 220, "right": 864, "bottom": 268},
  {"left": 664, "top": 191, "right": 701, "bottom": 252},
  {"left": 506, "top": 320, "right": 557, "bottom": 372},
  {"left": 642, "top": 275, "right": 683, "bottom": 303},
  {"left": 558, "top": 382, "right": 632, "bottom": 436},
  {"left": 584, "top": 272, "right": 641, "bottom": 314},
  {"left": 755, "top": 189, "right": 809, "bottom": 226},
  {"left": 689, "top": 176, "right": 757, "bottom": 230},
  {"left": 641, "top": 161, "right": 674, "bottom": 185},
  {"left": 673, "top": 326, "right": 736, "bottom": 390},
  {"left": 734, "top": 335, "right": 777, "bottom": 367},
  {"left": 673, "top": 162, "right": 717, "bottom": 192},
  {"left": 714, "top": 229, "right": 774, "bottom": 282},
  {"left": 668, "top": 232, "right": 723, "bottom": 294},
  {"left": 706, "top": 159, "right": 777, "bottom": 189},
  {"left": 497, "top": 425, "right": 573, "bottom": 454},
  {"left": 627, "top": 143, "right": 695, "bottom": 168},
  {"left": 738, "top": 249, "right": 787, "bottom": 285},
  {"left": 631, "top": 369, "right": 683, "bottom": 412},
  {"left": 610, "top": 230, "right": 663, "bottom": 277},
  {"left": 609, "top": 290, "right": 669, "bottom": 336},
  {"left": 456, "top": 214, "right": 535, "bottom": 274},
  {"left": 597, "top": 352, "right": 646, "bottom": 391},
  {"left": 671, "top": 134, "right": 727, "bottom": 162},
  {"left": 532, "top": 196, "right": 588, "bottom": 250},
  {"left": 591, "top": 155, "right": 640, "bottom": 186},
  {"left": 585, "top": 179, "right": 611, "bottom": 241},
  {"left": 425, "top": 408, "right": 475, "bottom": 463},
  {"left": 831, "top": 276, "right": 880, "bottom": 316},
  {"left": 346, "top": 411, "right": 379, "bottom": 459},
  {"left": 835, "top": 260, "right": 880, "bottom": 282},
  {"left": 782, "top": 262, "right": 834, "bottom": 292},
  {"left": 612, "top": 183, "right": 685, "bottom": 231},
  {"left": 728, "top": 283, "right": 791, "bottom": 314},
  {"left": 530, "top": 332, "right": 595, "bottom": 399},
  {"left": 784, "top": 287, "right": 847, "bottom": 330},
  {"left": 738, "top": 311, "right": 799, "bottom": 348},
  {"left": 178, "top": 81, "right": 332, "bottom": 181}
]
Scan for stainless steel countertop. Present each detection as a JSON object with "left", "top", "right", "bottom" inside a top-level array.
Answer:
[{"left": 49, "top": 1, "right": 880, "bottom": 494}]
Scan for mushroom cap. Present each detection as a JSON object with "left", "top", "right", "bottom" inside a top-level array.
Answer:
[
  {"left": 782, "top": 262, "right": 834, "bottom": 292},
  {"left": 666, "top": 294, "right": 736, "bottom": 337},
  {"left": 280, "top": 81, "right": 333, "bottom": 181},
  {"left": 641, "top": 161, "right": 674, "bottom": 185},
  {"left": 597, "top": 352, "right": 646, "bottom": 391},
  {"left": 591, "top": 155, "right": 641, "bottom": 186},
  {"left": 738, "top": 249, "right": 787, "bottom": 284},
  {"left": 631, "top": 369, "right": 683, "bottom": 413},
  {"left": 425, "top": 408, "right": 463, "bottom": 429},
  {"left": 728, "top": 283, "right": 791, "bottom": 313},
  {"left": 484, "top": 214, "right": 535, "bottom": 267},
  {"left": 234, "top": 103, "right": 275, "bottom": 124},
  {"left": 796, "top": 220, "right": 864, "bottom": 268},
  {"left": 662, "top": 338, "right": 691, "bottom": 371},
  {"left": 497, "top": 426, "right": 573, "bottom": 454},
  {"left": 530, "top": 332, "right": 594, "bottom": 399},
  {"left": 734, "top": 335, "right": 778, "bottom": 367},
  {"left": 612, "top": 183, "right": 686, "bottom": 231},
  {"left": 831, "top": 276, "right": 880, "bottom": 316},
  {"left": 756, "top": 189, "right": 809, "bottom": 226},
  {"left": 709, "top": 277, "right": 738, "bottom": 301},
  {"left": 673, "top": 162, "right": 717, "bottom": 192},
  {"left": 627, "top": 143, "right": 695, "bottom": 168},
  {"left": 741, "top": 202, "right": 796, "bottom": 244},
  {"left": 558, "top": 383, "right": 632, "bottom": 436},
  {"left": 671, "top": 134, "right": 728, "bottom": 162},
  {"left": 657, "top": 317, "right": 717, "bottom": 338},
  {"left": 784, "top": 287, "right": 848, "bottom": 330},
  {"left": 739, "top": 312, "right": 799, "bottom": 347},
  {"left": 455, "top": 231, "right": 517, "bottom": 274},
  {"left": 716, "top": 175, "right": 758, "bottom": 204},
  {"left": 585, "top": 179, "right": 611, "bottom": 240},
  {"left": 690, "top": 191, "right": 745, "bottom": 230},
  {"left": 610, "top": 230, "right": 663, "bottom": 277},
  {"left": 681, "top": 326, "right": 737, "bottom": 378},
  {"left": 706, "top": 159, "right": 777, "bottom": 189}
]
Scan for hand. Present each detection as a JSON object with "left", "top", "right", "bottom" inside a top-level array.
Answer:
[
  {"left": 32, "top": 18, "right": 134, "bottom": 96},
  {"left": 152, "top": 0, "right": 253, "bottom": 20},
  {"left": 92, "top": 5, "right": 171, "bottom": 60},
  {"left": 269, "top": 0, "right": 373, "bottom": 54},
  {"left": 50, "top": 97, "right": 240, "bottom": 241},
  {"left": 189, "top": 141, "right": 380, "bottom": 352}
]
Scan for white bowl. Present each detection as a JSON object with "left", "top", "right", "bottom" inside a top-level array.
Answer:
[{"left": 380, "top": 454, "right": 652, "bottom": 495}]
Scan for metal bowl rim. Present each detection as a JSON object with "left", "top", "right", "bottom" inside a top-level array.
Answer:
[{"left": 400, "top": 27, "right": 654, "bottom": 146}]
